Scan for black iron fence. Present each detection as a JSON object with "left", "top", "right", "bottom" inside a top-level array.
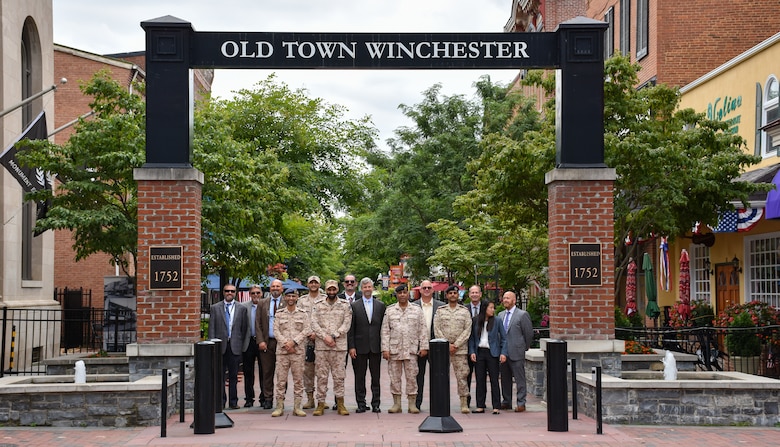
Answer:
[
  {"left": 616, "top": 325, "right": 780, "bottom": 378},
  {"left": 0, "top": 306, "right": 137, "bottom": 377}
]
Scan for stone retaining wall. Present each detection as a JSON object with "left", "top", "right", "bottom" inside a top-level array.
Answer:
[
  {"left": 575, "top": 371, "right": 780, "bottom": 426},
  {"left": 0, "top": 374, "right": 177, "bottom": 427}
]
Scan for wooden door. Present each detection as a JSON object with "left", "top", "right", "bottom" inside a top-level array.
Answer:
[{"left": 715, "top": 264, "right": 740, "bottom": 313}]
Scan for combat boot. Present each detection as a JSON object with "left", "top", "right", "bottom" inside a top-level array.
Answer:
[
  {"left": 303, "top": 391, "right": 315, "bottom": 409},
  {"left": 271, "top": 399, "right": 284, "bottom": 417},
  {"left": 293, "top": 398, "right": 307, "bottom": 416},
  {"left": 313, "top": 401, "right": 327, "bottom": 416},
  {"left": 460, "top": 396, "right": 470, "bottom": 414},
  {"left": 407, "top": 394, "right": 420, "bottom": 414},
  {"left": 336, "top": 396, "right": 349, "bottom": 415},
  {"left": 387, "top": 394, "right": 402, "bottom": 413}
]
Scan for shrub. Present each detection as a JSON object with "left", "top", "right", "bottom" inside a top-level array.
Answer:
[{"left": 725, "top": 311, "right": 762, "bottom": 357}]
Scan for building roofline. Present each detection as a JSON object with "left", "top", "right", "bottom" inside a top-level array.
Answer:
[
  {"left": 680, "top": 32, "right": 780, "bottom": 94},
  {"left": 53, "top": 44, "right": 145, "bottom": 76}
]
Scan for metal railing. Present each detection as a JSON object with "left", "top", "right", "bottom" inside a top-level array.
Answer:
[
  {"left": 0, "top": 306, "right": 137, "bottom": 377},
  {"left": 616, "top": 325, "right": 780, "bottom": 378}
]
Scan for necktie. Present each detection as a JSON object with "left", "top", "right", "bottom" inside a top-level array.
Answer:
[
  {"left": 503, "top": 310, "right": 511, "bottom": 331},
  {"left": 365, "top": 299, "right": 372, "bottom": 323},
  {"left": 472, "top": 305, "right": 477, "bottom": 317},
  {"left": 251, "top": 304, "right": 256, "bottom": 337},
  {"left": 225, "top": 303, "right": 232, "bottom": 338},
  {"left": 273, "top": 298, "right": 278, "bottom": 315}
]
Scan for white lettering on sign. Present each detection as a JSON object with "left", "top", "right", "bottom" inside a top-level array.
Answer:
[{"left": 219, "top": 40, "right": 530, "bottom": 60}]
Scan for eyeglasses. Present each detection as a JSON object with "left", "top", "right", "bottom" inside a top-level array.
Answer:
[
  {"left": 421, "top": 286, "right": 432, "bottom": 290},
  {"left": 250, "top": 291, "right": 262, "bottom": 295},
  {"left": 344, "top": 280, "right": 355, "bottom": 284},
  {"left": 224, "top": 290, "right": 236, "bottom": 293}
]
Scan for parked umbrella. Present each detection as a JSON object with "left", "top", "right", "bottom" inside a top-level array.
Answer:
[
  {"left": 625, "top": 258, "right": 638, "bottom": 316},
  {"left": 677, "top": 249, "right": 691, "bottom": 321},
  {"left": 643, "top": 252, "right": 661, "bottom": 322}
]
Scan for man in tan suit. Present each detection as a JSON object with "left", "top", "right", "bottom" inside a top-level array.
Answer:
[{"left": 257, "top": 279, "right": 284, "bottom": 410}]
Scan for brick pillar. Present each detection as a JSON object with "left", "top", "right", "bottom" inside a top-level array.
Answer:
[
  {"left": 128, "top": 167, "right": 203, "bottom": 390},
  {"left": 546, "top": 168, "right": 617, "bottom": 341}
]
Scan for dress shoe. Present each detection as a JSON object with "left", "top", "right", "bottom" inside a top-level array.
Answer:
[
  {"left": 228, "top": 404, "right": 240, "bottom": 410},
  {"left": 243, "top": 401, "right": 253, "bottom": 408},
  {"left": 514, "top": 405, "right": 526, "bottom": 413},
  {"left": 356, "top": 405, "right": 368, "bottom": 413},
  {"left": 500, "top": 403, "right": 512, "bottom": 410},
  {"left": 372, "top": 406, "right": 381, "bottom": 413},
  {"left": 262, "top": 401, "right": 273, "bottom": 410}
]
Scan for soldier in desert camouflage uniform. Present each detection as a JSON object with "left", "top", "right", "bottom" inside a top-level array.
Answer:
[
  {"left": 433, "top": 284, "right": 473, "bottom": 414},
  {"left": 311, "top": 279, "right": 352, "bottom": 416},
  {"left": 271, "top": 288, "right": 310, "bottom": 417},
  {"left": 297, "top": 275, "right": 323, "bottom": 409},
  {"left": 381, "top": 284, "right": 429, "bottom": 414}
]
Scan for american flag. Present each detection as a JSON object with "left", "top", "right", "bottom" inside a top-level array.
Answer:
[{"left": 713, "top": 210, "right": 738, "bottom": 233}]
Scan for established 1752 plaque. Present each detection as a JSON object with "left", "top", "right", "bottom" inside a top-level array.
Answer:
[
  {"left": 569, "top": 243, "right": 601, "bottom": 286},
  {"left": 149, "top": 246, "right": 183, "bottom": 290}
]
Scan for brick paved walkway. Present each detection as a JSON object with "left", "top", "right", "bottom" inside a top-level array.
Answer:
[{"left": 0, "top": 360, "right": 777, "bottom": 446}]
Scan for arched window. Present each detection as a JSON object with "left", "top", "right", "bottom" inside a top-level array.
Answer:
[
  {"left": 20, "top": 18, "right": 43, "bottom": 281},
  {"left": 763, "top": 75, "right": 779, "bottom": 156}
]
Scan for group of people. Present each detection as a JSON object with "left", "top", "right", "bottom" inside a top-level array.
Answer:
[{"left": 208, "top": 275, "right": 534, "bottom": 417}]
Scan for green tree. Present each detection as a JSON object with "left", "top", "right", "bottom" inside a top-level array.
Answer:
[
  {"left": 19, "top": 71, "right": 144, "bottom": 277},
  {"left": 429, "top": 76, "right": 552, "bottom": 290},
  {"left": 20, "top": 72, "right": 376, "bottom": 286},
  {"left": 346, "top": 83, "right": 483, "bottom": 280},
  {"left": 603, "top": 56, "right": 767, "bottom": 289}
]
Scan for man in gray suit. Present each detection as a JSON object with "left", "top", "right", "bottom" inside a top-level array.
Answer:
[
  {"left": 209, "top": 284, "right": 250, "bottom": 409},
  {"left": 497, "top": 290, "right": 534, "bottom": 412},
  {"left": 413, "top": 279, "right": 445, "bottom": 410}
]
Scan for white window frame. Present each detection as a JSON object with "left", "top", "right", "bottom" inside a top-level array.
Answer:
[
  {"left": 636, "top": 0, "right": 649, "bottom": 60},
  {"left": 744, "top": 231, "right": 780, "bottom": 308},
  {"left": 762, "top": 75, "right": 779, "bottom": 157},
  {"left": 604, "top": 7, "right": 614, "bottom": 59},
  {"left": 690, "top": 243, "right": 712, "bottom": 304}
]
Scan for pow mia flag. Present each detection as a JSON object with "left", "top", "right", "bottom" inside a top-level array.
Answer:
[{"left": 0, "top": 111, "right": 52, "bottom": 228}]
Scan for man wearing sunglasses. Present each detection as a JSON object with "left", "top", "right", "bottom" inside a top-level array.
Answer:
[
  {"left": 338, "top": 274, "right": 359, "bottom": 303},
  {"left": 413, "top": 279, "right": 444, "bottom": 411},
  {"left": 209, "top": 284, "right": 250, "bottom": 410}
]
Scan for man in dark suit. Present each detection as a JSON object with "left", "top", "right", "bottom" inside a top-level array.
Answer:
[
  {"left": 209, "top": 284, "right": 250, "bottom": 410},
  {"left": 497, "top": 290, "right": 534, "bottom": 412},
  {"left": 241, "top": 285, "right": 264, "bottom": 407},
  {"left": 465, "top": 285, "right": 488, "bottom": 407},
  {"left": 348, "top": 277, "right": 386, "bottom": 413},
  {"left": 257, "top": 278, "right": 284, "bottom": 410},
  {"left": 412, "top": 279, "right": 445, "bottom": 410}
]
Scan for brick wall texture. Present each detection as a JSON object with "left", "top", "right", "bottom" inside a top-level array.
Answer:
[
  {"left": 547, "top": 178, "right": 615, "bottom": 340},
  {"left": 135, "top": 179, "right": 202, "bottom": 343}
]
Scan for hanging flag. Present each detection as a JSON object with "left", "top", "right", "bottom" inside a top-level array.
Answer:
[
  {"left": 659, "top": 237, "right": 670, "bottom": 292},
  {"left": 0, "top": 111, "right": 51, "bottom": 225},
  {"left": 737, "top": 208, "right": 763, "bottom": 232},
  {"left": 713, "top": 210, "right": 738, "bottom": 233}
]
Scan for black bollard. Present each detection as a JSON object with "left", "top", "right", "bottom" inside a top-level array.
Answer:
[
  {"left": 546, "top": 339, "right": 568, "bottom": 432},
  {"left": 211, "top": 338, "right": 234, "bottom": 428},
  {"left": 418, "top": 339, "right": 463, "bottom": 433},
  {"left": 193, "top": 341, "right": 215, "bottom": 434}
]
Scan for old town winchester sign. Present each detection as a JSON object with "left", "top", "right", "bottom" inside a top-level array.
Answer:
[
  {"left": 191, "top": 32, "right": 557, "bottom": 69},
  {"left": 141, "top": 16, "right": 607, "bottom": 168}
]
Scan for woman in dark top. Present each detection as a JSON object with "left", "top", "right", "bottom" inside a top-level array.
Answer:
[{"left": 468, "top": 301, "right": 508, "bottom": 414}]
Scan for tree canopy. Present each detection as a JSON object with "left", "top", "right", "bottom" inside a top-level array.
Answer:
[{"left": 20, "top": 72, "right": 376, "bottom": 284}]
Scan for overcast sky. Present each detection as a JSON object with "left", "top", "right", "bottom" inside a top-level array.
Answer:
[{"left": 52, "top": 0, "right": 520, "bottom": 147}]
